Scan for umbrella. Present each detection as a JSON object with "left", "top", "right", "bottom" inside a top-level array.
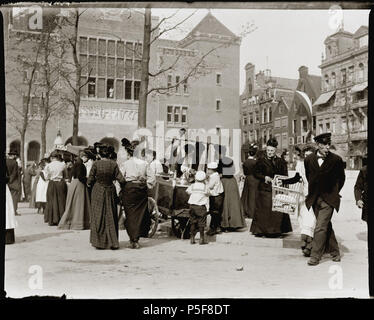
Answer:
[{"left": 65, "top": 144, "right": 87, "bottom": 156}]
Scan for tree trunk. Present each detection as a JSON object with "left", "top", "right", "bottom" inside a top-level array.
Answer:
[
  {"left": 20, "top": 130, "right": 26, "bottom": 171},
  {"left": 41, "top": 113, "right": 47, "bottom": 157},
  {"left": 138, "top": 8, "right": 151, "bottom": 128}
]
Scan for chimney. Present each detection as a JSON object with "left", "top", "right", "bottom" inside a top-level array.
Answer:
[
  {"left": 298, "top": 66, "right": 309, "bottom": 79},
  {"left": 245, "top": 63, "right": 255, "bottom": 95}
]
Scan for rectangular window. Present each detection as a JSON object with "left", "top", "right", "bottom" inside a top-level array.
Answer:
[
  {"left": 88, "top": 38, "right": 97, "bottom": 55},
  {"left": 125, "top": 59, "right": 133, "bottom": 78},
  {"left": 79, "top": 37, "right": 87, "bottom": 53},
  {"left": 116, "top": 41, "right": 124, "bottom": 57},
  {"left": 341, "top": 68, "right": 347, "bottom": 85},
  {"left": 80, "top": 77, "right": 88, "bottom": 97},
  {"left": 98, "top": 39, "right": 106, "bottom": 55},
  {"left": 107, "top": 57, "right": 115, "bottom": 78},
  {"left": 116, "top": 79, "right": 123, "bottom": 99},
  {"left": 216, "top": 73, "right": 221, "bottom": 85},
  {"left": 107, "top": 79, "right": 114, "bottom": 98},
  {"left": 255, "top": 111, "right": 259, "bottom": 123},
  {"left": 88, "top": 77, "right": 96, "bottom": 97},
  {"left": 134, "top": 60, "right": 141, "bottom": 80},
  {"left": 348, "top": 66, "right": 354, "bottom": 83},
  {"left": 274, "top": 118, "right": 280, "bottom": 128},
  {"left": 318, "top": 120, "right": 324, "bottom": 134},
  {"left": 216, "top": 100, "right": 221, "bottom": 111},
  {"left": 88, "top": 55, "right": 97, "bottom": 76},
  {"left": 107, "top": 40, "right": 115, "bottom": 56},
  {"left": 282, "top": 133, "right": 288, "bottom": 148},
  {"left": 134, "top": 81, "right": 141, "bottom": 100},
  {"left": 302, "top": 119, "right": 308, "bottom": 133},
  {"left": 183, "top": 79, "right": 188, "bottom": 94},
  {"left": 332, "top": 118, "right": 336, "bottom": 133},
  {"left": 116, "top": 58, "right": 124, "bottom": 78},
  {"left": 249, "top": 113, "right": 253, "bottom": 125},
  {"left": 134, "top": 42, "right": 142, "bottom": 59},
  {"left": 181, "top": 107, "right": 187, "bottom": 124},
  {"left": 167, "top": 106, "right": 173, "bottom": 123},
  {"left": 80, "top": 55, "right": 88, "bottom": 75},
  {"left": 243, "top": 114, "right": 248, "bottom": 126},
  {"left": 293, "top": 119, "right": 297, "bottom": 134},
  {"left": 341, "top": 116, "right": 347, "bottom": 134},
  {"left": 30, "top": 96, "right": 39, "bottom": 115},
  {"left": 97, "top": 78, "right": 105, "bottom": 98},
  {"left": 167, "top": 75, "right": 172, "bottom": 91},
  {"left": 125, "top": 80, "right": 133, "bottom": 100},
  {"left": 98, "top": 56, "right": 106, "bottom": 76},
  {"left": 325, "top": 118, "right": 330, "bottom": 132},
  {"left": 174, "top": 106, "right": 180, "bottom": 123},
  {"left": 126, "top": 42, "right": 133, "bottom": 58},
  {"left": 175, "top": 75, "right": 180, "bottom": 93},
  {"left": 282, "top": 116, "right": 288, "bottom": 127},
  {"left": 269, "top": 107, "right": 272, "bottom": 122}
]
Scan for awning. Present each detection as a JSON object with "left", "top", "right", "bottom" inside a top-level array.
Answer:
[
  {"left": 351, "top": 81, "right": 368, "bottom": 93},
  {"left": 313, "top": 91, "right": 336, "bottom": 106},
  {"left": 295, "top": 91, "right": 313, "bottom": 118}
]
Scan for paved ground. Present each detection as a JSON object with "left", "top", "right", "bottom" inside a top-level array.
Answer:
[{"left": 4, "top": 198, "right": 368, "bottom": 299}]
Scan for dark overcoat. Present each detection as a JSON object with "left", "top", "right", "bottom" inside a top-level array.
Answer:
[
  {"left": 304, "top": 151, "right": 345, "bottom": 212},
  {"left": 354, "top": 166, "right": 368, "bottom": 222}
]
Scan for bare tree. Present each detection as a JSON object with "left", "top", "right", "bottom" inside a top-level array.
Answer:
[
  {"left": 137, "top": 8, "right": 257, "bottom": 128},
  {"left": 57, "top": 8, "right": 90, "bottom": 146},
  {"left": 6, "top": 28, "right": 43, "bottom": 170}
]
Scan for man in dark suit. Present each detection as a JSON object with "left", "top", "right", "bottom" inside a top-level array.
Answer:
[
  {"left": 304, "top": 133, "right": 345, "bottom": 266},
  {"left": 6, "top": 149, "right": 22, "bottom": 216},
  {"left": 354, "top": 156, "right": 368, "bottom": 223}
]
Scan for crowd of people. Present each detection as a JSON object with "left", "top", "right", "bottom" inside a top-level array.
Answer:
[{"left": 5, "top": 131, "right": 368, "bottom": 265}]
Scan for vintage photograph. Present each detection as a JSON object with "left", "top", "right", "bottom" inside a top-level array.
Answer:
[{"left": 1, "top": 2, "right": 370, "bottom": 299}]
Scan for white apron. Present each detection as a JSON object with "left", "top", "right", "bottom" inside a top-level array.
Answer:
[{"left": 6, "top": 184, "right": 18, "bottom": 229}]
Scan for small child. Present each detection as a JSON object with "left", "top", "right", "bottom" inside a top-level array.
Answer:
[
  {"left": 206, "top": 162, "right": 224, "bottom": 236},
  {"left": 186, "top": 171, "right": 210, "bottom": 245}
]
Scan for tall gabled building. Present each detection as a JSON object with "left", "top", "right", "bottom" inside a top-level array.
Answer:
[{"left": 313, "top": 26, "right": 368, "bottom": 169}]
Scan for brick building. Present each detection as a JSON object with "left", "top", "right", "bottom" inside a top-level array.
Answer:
[
  {"left": 3, "top": 7, "right": 241, "bottom": 163},
  {"left": 287, "top": 66, "right": 321, "bottom": 160},
  {"left": 313, "top": 26, "right": 368, "bottom": 169},
  {"left": 240, "top": 63, "right": 297, "bottom": 160}
]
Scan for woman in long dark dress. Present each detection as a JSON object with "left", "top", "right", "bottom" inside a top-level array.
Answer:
[
  {"left": 58, "top": 155, "right": 91, "bottom": 230},
  {"left": 120, "top": 140, "right": 151, "bottom": 249},
  {"left": 241, "top": 144, "right": 259, "bottom": 219},
  {"left": 215, "top": 145, "right": 246, "bottom": 231},
  {"left": 250, "top": 138, "right": 293, "bottom": 238},
  {"left": 44, "top": 151, "right": 68, "bottom": 226},
  {"left": 87, "top": 145, "right": 125, "bottom": 250}
]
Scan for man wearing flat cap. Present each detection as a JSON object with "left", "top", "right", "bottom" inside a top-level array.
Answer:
[
  {"left": 6, "top": 149, "right": 21, "bottom": 216},
  {"left": 304, "top": 132, "right": 346, "bottom": 266}
]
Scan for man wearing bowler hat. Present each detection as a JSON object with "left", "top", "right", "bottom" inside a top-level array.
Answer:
[
  {"left": 304, "top": 132, "right": 345, "bottom": 266},
  {"left": 6, "top": 149, "right": 22, "bottom": 216}
]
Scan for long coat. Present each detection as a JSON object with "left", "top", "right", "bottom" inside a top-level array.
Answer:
[
  {"left": 250, "top": 155, "right": 292, "bottom": 235},
  {"left": 241, "top": 158, "right": 259, "bottom": 219},
  {"left": 354, "top": 166, "right": 368, "bottom": 222},
  {"left": 304, "top": 151, "right": 345, "bottom": 211}
]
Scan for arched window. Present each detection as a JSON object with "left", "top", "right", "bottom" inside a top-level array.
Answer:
[
  {"left": 324, "top": 74, "right": 330, "bottom": 90},
  {"left": 331, "top": 72, "right": 336, "bottom": 88},
  {"left": 358, "top": 63, "right": 364, "bottom": 82},
  {"left": 9, "top": 140, "right": 21, "bottom": 155},
  {"left": 27, "top": 141, "right": 40, "bottom": 162}
]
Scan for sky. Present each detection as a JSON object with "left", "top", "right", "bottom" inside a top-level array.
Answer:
[{"left": 152, "top": 8, "right": 370, "bottom": 94}]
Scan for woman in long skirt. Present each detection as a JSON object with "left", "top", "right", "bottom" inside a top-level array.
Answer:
[
  {"left": 215, "top": 145, "right": 246, "bottom": 231},
  {"left": 44, "top": 151, "right": 68, "bottom": 226},
  {"left": 5, "top": 166, "right": 18, "bottom": 244},
  {"left": 34, "top": 159, "right": 49, "bottom": 214},
  {"left": 58, "top": 155, "right": 91, "bottom": 230},
  {"left": 250, "top": 138, "right": 292, "bottom": 238},
  {"left": 241, "top": 144, "right": 259, "bottom": 219},
  {"left": 120, "top": 140, "right": 151, "bottom": 249},
  {"left": 29, "top": 168, "right": 39, "bottom": 209},
  {"left": 87, "top": 144, "right": 125, "bottom": 250}
]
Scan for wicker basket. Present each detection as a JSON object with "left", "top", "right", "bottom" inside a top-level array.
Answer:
[{"left": 271, "top": 175, "right": 303, "bottom": 215}]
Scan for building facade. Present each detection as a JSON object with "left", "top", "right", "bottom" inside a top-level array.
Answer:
[
  {"left": 3, "top": 7, "right": 241, "bottom": 163},
  {"left": 313, "top": 26, "right": 368, "bottom": 169},
  {"left": 240, "top": 63, "right": 297, "bottom": 160}
]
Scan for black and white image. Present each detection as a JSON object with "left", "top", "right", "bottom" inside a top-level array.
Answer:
[{"left": 1, "top": 2, "right": 370, "bottom": 299}]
